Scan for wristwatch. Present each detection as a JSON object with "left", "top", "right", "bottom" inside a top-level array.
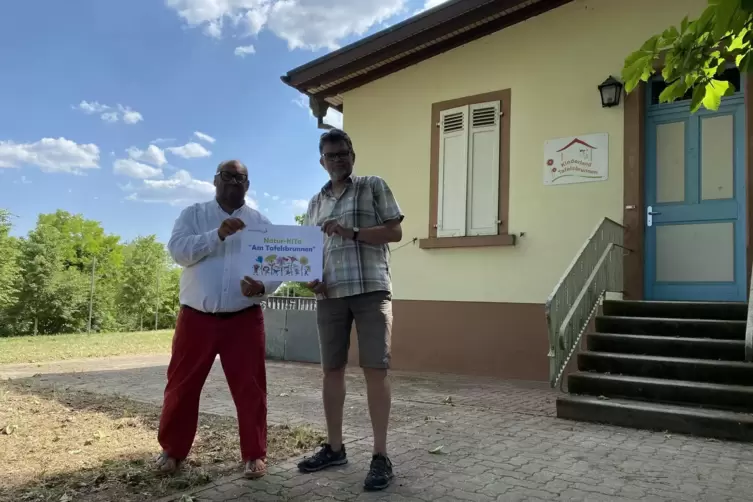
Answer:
[{"left": 352, "top": 227, "right": 360, "bottom": 241}]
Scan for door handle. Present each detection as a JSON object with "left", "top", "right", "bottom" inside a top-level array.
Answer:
[
  {"left": 647, "top": 205, "right": 661, "bottom": 227},
  {"left": 648, "top": 211, "right": 662, "bottom": 215}
]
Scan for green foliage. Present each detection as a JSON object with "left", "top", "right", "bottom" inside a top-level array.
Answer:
[
  {"left": 0, "top": 209, "right": 182, "bottom": 337},
  {"left": 623, "top": 0, "right": 753, "bottom": 112},
  {"left": 294, "top": 213, "right": 305, "bottom": 225},
  {"left": 272, "top": 282, "right": 315, "bottom": 297}
]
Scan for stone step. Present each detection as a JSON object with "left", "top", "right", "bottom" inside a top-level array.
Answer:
[
  {"left": 578, "top": 351, "right": 753, "bottom": 385},
  {"left": 603, "top": 300, "right": 748, "bottom": 321},
  {"left": 586, "top": 333, "right": 745, "bottom": 361},
  {"left": 595, "top": 316, "right": 745, "bottom": 340},
  {"left": 567, "top": 372, "right": 753, "bottom": 413},
  {"left": 557, "top": 394, "right": 753, "bottom": 442}
]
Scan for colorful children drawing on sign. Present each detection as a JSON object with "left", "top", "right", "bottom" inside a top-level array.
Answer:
[{"left": 252, "top": 254, "right": 313, "bottom": 277}]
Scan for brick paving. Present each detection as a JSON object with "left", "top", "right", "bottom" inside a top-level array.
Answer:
[{"left": 3, "top": 356, "right": 753, "bottom": 501}]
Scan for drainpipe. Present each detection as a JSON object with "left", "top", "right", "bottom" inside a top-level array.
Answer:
[{"left": 309, "top": 97, "right": 334, "bottom": 130}]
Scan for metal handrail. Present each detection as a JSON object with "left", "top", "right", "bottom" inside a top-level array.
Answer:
[
  {"left": 746, "top": 271, "right": 753, "bottom": 362},
  {"left": 545, "top": 217, "right": 627, "bottom": 388}
]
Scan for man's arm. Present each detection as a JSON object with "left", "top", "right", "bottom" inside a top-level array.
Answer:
[
  {"left": 167, "top": 205, "right": 222, "bottom": 267},
  {"left": 326, "top": 177, "right": 403, "bottom": 245}
]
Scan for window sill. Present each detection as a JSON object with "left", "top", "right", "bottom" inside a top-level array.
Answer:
[{"left": 418, "top": 234, "right": 516, "bottom": 249}]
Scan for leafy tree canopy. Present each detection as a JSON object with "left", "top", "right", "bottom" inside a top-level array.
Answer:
[{"left": 623, "top": 0, "right": 753, "bottom": 112}]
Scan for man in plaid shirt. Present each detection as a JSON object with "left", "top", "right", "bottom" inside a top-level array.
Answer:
[{"left": 298, "top": 128, "right": 404, "bottom": 491}]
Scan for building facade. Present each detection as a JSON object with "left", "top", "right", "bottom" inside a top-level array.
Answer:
[{"left": 284, "top": 0, "right": 748, "bottom": 381}]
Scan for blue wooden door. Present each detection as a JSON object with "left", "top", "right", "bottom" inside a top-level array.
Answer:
[{"left": 644, "top": 82, "right": 746, "bottom": 302}]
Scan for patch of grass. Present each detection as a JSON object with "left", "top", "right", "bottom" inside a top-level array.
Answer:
[
  {"left": 0, "top": 380, "right": 324, "bottom": 502},
  {"left": 0, "top": 330, "right": 175, "bottom": 365}
]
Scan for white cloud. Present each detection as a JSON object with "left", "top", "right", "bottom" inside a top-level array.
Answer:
[
  {"left": 166, "top": 142, "right": 212, "bottom": 159},
  {"left": 124, "top": 169, "right": 260, "bottom": 208},
  {"left": 114, "top": 159, "right": 164, "bottom": 179},
  {"left": 0, "top": 137, "right": 100, "bottom": 174},
  {"left": 245, "top": 195, "right": 259, "bottom": 209},
  {"left": 126, "top": 145, "right": 168, "bottom": 166},
  {"left": 118, "top": 104, "right": 144, "bottom": 124},
  {"left": 193, "top": 131, "right": 216, "bottom": 144},
  {"left": 292, "top": 94, "right": 344, "bottom": 129},
  {"left": 75, "top": 101, "right": 110, "bottom": 114},
  {"left": 75, "top": 101, "right": 143, "bottom": 124},
  {"left": 151, "top": 137, "right": 176, "bottom": 144},
  {"left": 420, "top": 0, "right": 450, "bottom": 12},
  {"left": 271, "top": 195, "right": 280, "bottom": 201},
  {"left": 166, "top": 0, "right": 405, "bottom": 51},
  {"left": 292, "top": 199, "right": 308, "bottom": 210},
  {"left": 264, "top": 192, "right": 271, "bottom": 197},
  {"left": 125, "top": 169, "right": 215, "bottom": 206},
  {"left": 234, "top": 44, "right": 256, "bottom": 57}
]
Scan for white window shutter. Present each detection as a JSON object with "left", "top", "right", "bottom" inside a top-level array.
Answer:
[
  {"left": 466, "top": 101, "right": 501, "bottom": 236},
  {"left": 437, "top": 106, "right": 469, "bottom": 238}
]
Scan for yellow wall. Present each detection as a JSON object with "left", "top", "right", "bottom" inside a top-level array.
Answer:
[{"left": 342, "top": 0, "right": 707, "bottom": 304}]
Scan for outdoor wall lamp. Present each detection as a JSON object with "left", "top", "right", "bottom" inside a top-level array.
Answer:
[{"left": 598, "top": 76, "right": 624, "bottom": 108}]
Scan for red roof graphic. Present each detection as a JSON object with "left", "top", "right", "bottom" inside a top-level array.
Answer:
[{"left": 556, "top": 138, "right": 597, "bottom": 153}]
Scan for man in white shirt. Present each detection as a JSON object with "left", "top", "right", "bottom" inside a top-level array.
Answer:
[{"left": 155, "top": 160, "right": 281, "bottom": 480}]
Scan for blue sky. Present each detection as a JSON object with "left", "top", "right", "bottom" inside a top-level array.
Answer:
[{"left": 0, "top": 0, "right": 442, "bottom": 243}]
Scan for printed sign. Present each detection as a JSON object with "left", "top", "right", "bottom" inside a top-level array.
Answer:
[
  {"left": 241, "top": 224, "right": 323, "bottom": 282},
  {"left": 544, "top": 133, "right": 609, "bottom": 185}
]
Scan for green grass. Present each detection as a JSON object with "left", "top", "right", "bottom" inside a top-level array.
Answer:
[{"left": 0, "top": 330, "right": 174, "bottom": 365}]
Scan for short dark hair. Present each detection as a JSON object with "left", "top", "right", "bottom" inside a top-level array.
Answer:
[{"left": 319, "top": 128, "right": 354, "bottom": 154}]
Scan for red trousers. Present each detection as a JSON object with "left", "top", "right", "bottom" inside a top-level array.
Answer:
[{"left": 158, "top": 306, "right": 267, "bottom": 461}]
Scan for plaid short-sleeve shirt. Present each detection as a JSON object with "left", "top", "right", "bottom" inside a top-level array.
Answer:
[{"left": 305, "top": 175, "right": 404, "bottom": 299}]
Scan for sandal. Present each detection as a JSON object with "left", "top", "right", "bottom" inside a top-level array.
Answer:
[
  {"left": 155, "top": 451, "right": 182, "bottom": 474},
  {"left": 244, "top": 458, "right": 267, "bottom": 479}
]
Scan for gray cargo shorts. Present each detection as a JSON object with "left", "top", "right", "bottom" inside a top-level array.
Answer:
[{"left": 316, "top": 291, "right": 393, "bottom": 370}]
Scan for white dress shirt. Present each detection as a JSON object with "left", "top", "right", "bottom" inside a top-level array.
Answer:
[{"left": 168, "top": 200, "right": 283, "bottom": 313}]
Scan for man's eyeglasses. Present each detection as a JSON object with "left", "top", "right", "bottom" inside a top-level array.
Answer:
[
  {"left": 218, "top": 171, "right": 248, "bottom": 183},
  {"left": 322, "top": 151, "right": 351, "bottom": 162}
]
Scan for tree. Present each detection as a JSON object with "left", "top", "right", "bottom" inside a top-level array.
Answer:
[
  {"left": 13, "top": 219, "right": 91, "bottom": 335},
  {"left": 0, "top": 210, "right": 21, "bottom": 334},
  {"left": 294, "top": 214, "right": 305, "bottom": 225},
  {"left": 119, "top": 235, "right": 169, "bottom": 331},
  {"left": 623, "top": 0, "right": 753, "bottom": 112}
]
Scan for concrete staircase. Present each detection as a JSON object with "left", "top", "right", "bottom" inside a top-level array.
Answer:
[{"left": 557, "top": 300, "right": 753, "bottom": 442}]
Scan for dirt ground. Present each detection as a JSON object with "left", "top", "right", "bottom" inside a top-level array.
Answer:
[{"left": 0, "top": 379, "right": 323, "bottom": 502}]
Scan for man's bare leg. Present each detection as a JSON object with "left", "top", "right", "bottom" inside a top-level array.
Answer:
[
  {"left": 323, "top": 367, "right": 347, "bottom": 451},
  {"left": 363, "top": 367, "right": 391, "bottom": 455}
]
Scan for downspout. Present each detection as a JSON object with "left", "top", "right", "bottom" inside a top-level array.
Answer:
[{"left": 309, "top": 97, "right": 334, "bottom": 130}]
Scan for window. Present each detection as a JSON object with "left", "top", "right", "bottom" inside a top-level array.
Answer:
[{"left": 420, "top": 89, "right": 513, "bottom": 249}]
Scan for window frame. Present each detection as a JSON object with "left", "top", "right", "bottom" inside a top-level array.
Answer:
[{"left": 420, "top": 89, "right": 514, "bottom": 250}]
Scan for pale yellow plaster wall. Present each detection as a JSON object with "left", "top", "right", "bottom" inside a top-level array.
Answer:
[{"left": 343, "top": 0, "right": 707, "bottom": 304}]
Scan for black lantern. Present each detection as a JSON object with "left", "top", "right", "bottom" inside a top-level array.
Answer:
[{"left": 598, "top": 76, "right": 623, "bottom": 108}]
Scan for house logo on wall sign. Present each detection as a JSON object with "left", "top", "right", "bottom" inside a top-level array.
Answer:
[{"left": 543, "top": 133, "right": 609, "bottom": 186}]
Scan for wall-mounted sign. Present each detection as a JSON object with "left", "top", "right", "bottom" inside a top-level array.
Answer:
[{"left": 544, "top": 133, "right": 609, "bottom": 185}]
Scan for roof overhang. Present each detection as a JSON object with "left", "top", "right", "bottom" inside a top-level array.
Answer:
[{"left": 281, "top": 0, "right": 572, "bottom": 117}]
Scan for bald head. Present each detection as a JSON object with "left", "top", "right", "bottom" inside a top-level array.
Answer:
[{"left": 216, "top": 159, "right": 248, "bottom": 174}]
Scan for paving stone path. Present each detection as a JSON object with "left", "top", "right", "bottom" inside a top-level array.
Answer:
[{"left": 3, "top": 356, "right": 753, "bottom": 501}]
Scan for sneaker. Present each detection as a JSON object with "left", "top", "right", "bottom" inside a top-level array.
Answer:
[
  {"left": 297, "top": 443, "right": 348, "bottom": 473},
  {"left": 364, "top": 454, "right": 394, "bottom": 491}
]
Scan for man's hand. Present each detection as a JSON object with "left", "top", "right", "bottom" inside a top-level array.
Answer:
[
  {"left": 321, "top": 219, "right": 354, "bottom": 239},
  {"left": 218, "top": 218, "right": 246, "bottom": 241},
  {"left": 305, "top": 279, "right": 327, "bottom": 296},
  {"left": 241, "top": 276, "right": 265, "bottom": 297}
]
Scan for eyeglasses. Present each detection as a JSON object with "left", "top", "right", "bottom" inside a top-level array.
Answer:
[
  {"left": 321, "top": 151, "right": 351, "bottom": 161},
  {"left": 218, "top": 171, "right": 248, "bottom": 183}
]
